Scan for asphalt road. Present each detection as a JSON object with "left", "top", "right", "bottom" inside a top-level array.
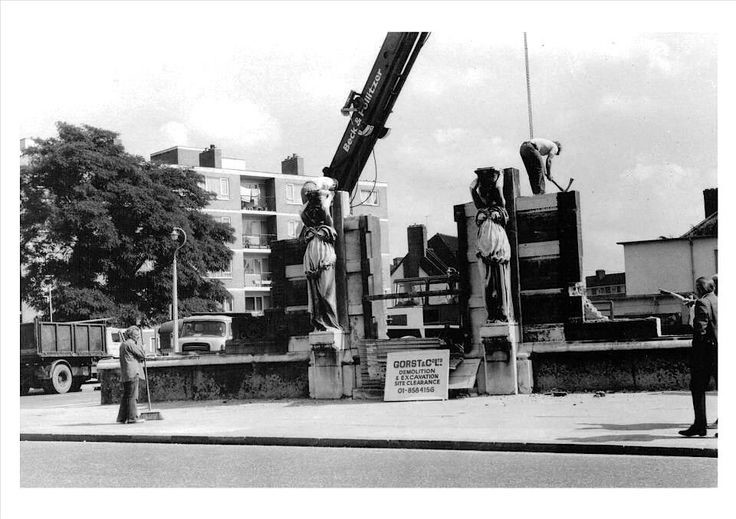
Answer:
[
  {"left": 20, "top": 441, "right": 717, "bottom": 488},
  {"left": 21, "top": 380, "right": 101, "bottom": 408}
]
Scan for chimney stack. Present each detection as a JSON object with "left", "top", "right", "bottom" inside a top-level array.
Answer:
[
  {"left": 281, "top": 154, "right": 304, "bottom": 175},
  {"left": 404, "top": 224, "right": 427, "bottom": 278},
  {"left": 703, "top": 188, "right": 717, "bottom": 219},
  {"left": 199, "top": 144, "right": 222, "bottom": 168}
]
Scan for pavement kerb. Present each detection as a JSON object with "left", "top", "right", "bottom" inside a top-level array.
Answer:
[{"left": 19, "top": 433, "right": 718, "bottom": 458}]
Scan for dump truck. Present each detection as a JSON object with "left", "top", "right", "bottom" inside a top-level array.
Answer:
[{"left": 20, "top": 319, "right": 108, "bottom": 395}]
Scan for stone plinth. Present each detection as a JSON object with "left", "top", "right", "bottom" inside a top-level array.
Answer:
[
  {"left": 516, "top": 351, "right": 533, "bottom": 394},
  {"left": 479, "top": 321, "right": 520, "bottom": 395},
  {"left": 309, "top": 329, "right": 345, "bottom": 350},
  {"left": 97, "top": 353, "right": 310, "bottom": 404},
  {"left": 308, "top": 330, "right": 349, "bottom": 399}
]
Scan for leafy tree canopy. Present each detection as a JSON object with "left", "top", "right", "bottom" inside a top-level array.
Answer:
[{"left": 21, "top": 122, "right": 234, "bottom": 326}]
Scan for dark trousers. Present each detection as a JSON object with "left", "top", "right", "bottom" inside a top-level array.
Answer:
[
  {"left": 689, "top": 343, "right": 717, "bottom": 428},
  {"left": 116, "top": 378, "right": 139, "bottom": 423},
  {"left": 519, "top": 142, "right": 546, "bottom": 195}
]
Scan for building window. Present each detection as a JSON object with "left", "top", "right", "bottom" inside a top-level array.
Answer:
[
  {"left": 245, "top": 295, "right": 271, "bottom": 313},
  {"left": 219, "top": 216, "right": 231, "bottom": 225},
  {"left": 206, "top": 177, "right": 230, "bottom": 200},
  {"left": 359, "top": 189, "right": 378, "bottom": 205},
  {"left": 244, "top": 257, "right": 269, "bottom": 275},
  {"left": 241, "top": 183, "right": 264, "bottom": 210},
  {"left": 605, "top": 286, "right": 611, "bottom": 294},
  {"left": 288, "top": 220, "right": 299, "bottom": 238},
  {"left": 220, "top": 295, "right": 233, "bottom": 313},
  {"left": 286, "top": 183, "right": 296, "bottom": 203},
  {"left": 242, "top": 219, "right": 274, "bottom": 248},
  {"left": 243, "top": 219, "right": 265, "bottom": 236}
]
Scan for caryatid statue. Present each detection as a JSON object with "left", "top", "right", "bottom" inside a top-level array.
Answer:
[
  {"left": 300, "top": 177, "right": 342, "bottom": 331},
  {"left": 471, "top": 167, "right": 514, "bottom": 323}
]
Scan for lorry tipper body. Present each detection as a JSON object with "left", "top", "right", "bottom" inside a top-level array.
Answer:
[{"left": 20, "top": 319, "right": 108, "bottom": 395}]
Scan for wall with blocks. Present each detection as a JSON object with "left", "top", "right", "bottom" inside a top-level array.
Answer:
[
  {"left": 515, "top": 191, "right": 584, "bottom": 328},
  {"left": 270, "top": 210, "right": 388, "bottom": 396}
]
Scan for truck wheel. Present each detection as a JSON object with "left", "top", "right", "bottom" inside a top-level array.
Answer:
[
  {"left": 45, "top": 362, "right": 73, "bottom": 394},
  {"left": 70, "top": 377, "right": 85, "bottom": 392}
]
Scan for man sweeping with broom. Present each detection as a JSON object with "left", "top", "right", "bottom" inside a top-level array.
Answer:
[{"left": 116, "top": 326, "right": 148, "bottom": 424}]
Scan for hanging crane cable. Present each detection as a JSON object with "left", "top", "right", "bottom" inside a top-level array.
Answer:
[
  {"left": 522, "top": 33, "right": 573, "bottom": 191},
  {"left": 524, "top": 32, "right": 534, "bottom": 140}
]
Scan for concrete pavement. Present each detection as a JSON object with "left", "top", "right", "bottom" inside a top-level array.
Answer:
[{"left": 20, "top": 388, "right": 718, "bottom": 457}]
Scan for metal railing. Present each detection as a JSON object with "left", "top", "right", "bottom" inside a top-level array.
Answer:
[
  {"left": 244, "top": 272, "right": 272, "bottom": 287},
  {"left": 242, "top": 234, "right": 276, "bottom": 249},
  {"left": 240, "top": 195, "right": 276, "bottom": 212}
]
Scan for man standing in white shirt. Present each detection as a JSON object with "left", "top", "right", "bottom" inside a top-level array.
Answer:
[{"left": 519, "top": 138, "right": 562, "bottom": 195}]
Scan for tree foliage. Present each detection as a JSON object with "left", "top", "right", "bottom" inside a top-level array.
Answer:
[{"left": 21, "top": 122, "right": 234, "bottom": 326}]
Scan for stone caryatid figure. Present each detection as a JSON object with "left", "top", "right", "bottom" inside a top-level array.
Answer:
[
  {"left": 300, "top": 177, "right": 342, "bottom": 331},
  {"left": 471, "top": 167, "right": 514, "bottom": 323}
]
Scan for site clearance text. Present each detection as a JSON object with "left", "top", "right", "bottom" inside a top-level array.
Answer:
[{"left": 392, "top": 357, "right": 444, "bottom": 394}]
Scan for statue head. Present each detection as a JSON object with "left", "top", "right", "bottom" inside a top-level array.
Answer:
[
  {"left": 300, "top": 177, "right": 338, "bottom": 204},
  {"left": 695, "top": 276, "right": 715, "bottom": 298},
  {"left": 474, "top": 167, "right": 501, "bottom": 190},
  {"left": 554, "top": 141, "right": 562, "bottom": 155}
]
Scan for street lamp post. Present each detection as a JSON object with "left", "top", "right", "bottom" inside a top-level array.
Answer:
[
  {"left": 47, "top": 285, "right": 53, "bottom": 322},
  {"left": 170, "top": 227, "right": 187, "bottom": 353}
]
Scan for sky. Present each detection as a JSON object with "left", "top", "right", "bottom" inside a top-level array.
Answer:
[{"left": 1, "top": 2, "right": 724, "bottom": 278}]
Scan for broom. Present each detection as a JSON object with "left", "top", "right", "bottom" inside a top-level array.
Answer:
[{"left": 139, "top": 356, "right": 163, "bottom": 420}]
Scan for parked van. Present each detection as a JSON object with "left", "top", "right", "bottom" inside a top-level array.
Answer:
[
  {"left": 105, "top": 327, "right": 159, "bottom": 358},
  {"left": 159, "top": 315, "right": 232, "bottom": 354}
]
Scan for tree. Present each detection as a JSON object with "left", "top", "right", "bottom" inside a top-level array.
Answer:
[{"left": 21, "top": 122, "right": 234, "bottom": 326}]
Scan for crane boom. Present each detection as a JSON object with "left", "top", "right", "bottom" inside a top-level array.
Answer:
[{"left": 323, "top": 32, "right": 429, "bottom": 194}]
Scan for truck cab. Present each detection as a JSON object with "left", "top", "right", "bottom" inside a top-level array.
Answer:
[{"left": 177, "top": 315, "right": 232, "bottom": 354}]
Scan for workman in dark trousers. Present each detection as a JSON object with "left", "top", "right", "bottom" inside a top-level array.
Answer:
[
  {"left": 116, "top": 326, "right": 147, "bottom": 424},
  {"left": 519, "top": 138, "right": 562, "bottom": 195},
  {"left": 679, "top": 277, "right": 718, "bottom": 437}
]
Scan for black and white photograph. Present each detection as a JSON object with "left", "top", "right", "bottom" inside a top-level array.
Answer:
[{"left": 1, "top": 1, "right": 733, "bottom": 517}]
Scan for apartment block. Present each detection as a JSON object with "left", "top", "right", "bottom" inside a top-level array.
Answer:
[{"left": 150, "top": 146, "right": 390, "bottom": 314}]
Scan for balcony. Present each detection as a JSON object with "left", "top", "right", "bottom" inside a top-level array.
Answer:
[
  {"left": 242, "top": 234, "right": 276, "bottom": 249},
  {"left": 244, "top": 272, "right": 272, "bottom": 288},
  {"left": 240, "top": 195, "right": 275, "bottom": 212}
]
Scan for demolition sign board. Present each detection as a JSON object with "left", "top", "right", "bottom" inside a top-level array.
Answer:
[{"left": 384, "top": 349, "right": 449, "bottom": 402}]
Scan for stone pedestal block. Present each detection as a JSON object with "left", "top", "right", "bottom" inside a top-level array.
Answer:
[
  {"left": 516, "top": 351, "right": 533, "bottom": 394},
  {"left": 479, "top": 322, "right": 520, "bottom": 395},
  {"left": 308, "top": 330, "right": 347, "bottom": 399}
]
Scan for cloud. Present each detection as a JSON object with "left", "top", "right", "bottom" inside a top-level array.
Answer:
[
  {"left": 622, "top": 162, "right": 690, "bottom": 183},
  {"left": 186, "top": 98, "right": 281, "bottom": 148},
  {"left": 433, "top": 127, "right": 469, "bottom": 145},
  {"left": 643, "top": 39, "right": 674, "bottom": 74},
  {"left": 159, "top": 121, "right": 190, "bottom": 146},
  {"left": 598, "top": 94, "right": 654, "bottom": 114}
]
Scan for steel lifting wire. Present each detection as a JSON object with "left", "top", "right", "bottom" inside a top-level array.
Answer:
[{"left": 524, "top": 32, "right": 534, "bottom": 140}]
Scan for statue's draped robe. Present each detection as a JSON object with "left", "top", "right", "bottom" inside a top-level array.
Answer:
[
  {"left": 302, "top": 206, "right": 340, "bottom": 331},
  {"left": 471, "top": 175, "right": 514, "bottom": 323}
]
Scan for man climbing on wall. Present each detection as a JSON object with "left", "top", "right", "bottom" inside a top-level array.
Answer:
[{"left": 519, "top": 138, "right": 562, "bottom": 195}]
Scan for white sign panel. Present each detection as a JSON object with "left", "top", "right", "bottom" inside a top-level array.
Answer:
[{"left": 384, "top": 349, "right": 449, "bottom": 401}]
